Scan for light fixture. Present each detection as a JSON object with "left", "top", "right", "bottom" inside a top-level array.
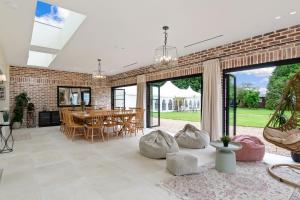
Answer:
[
  {"left": 154, "top": 26, "right": 178, "bottom": 66},
  {"left": 290, "top": 11, "right": 297, "bottom": 15},
  {"left": 93, "top": 59, "right": 106, "bottom": 79},
  {"left": 0, "top": 74, "right": 7, "bottom": 84},
  {"left": 275, "top": 16, "right": 281, "bottom": 20}
]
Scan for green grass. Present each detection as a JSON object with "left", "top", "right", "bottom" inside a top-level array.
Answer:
[
  {"left": 230, "top": 108, "right": 274, "bottom": 128},
  {"left": 160, "top": 111, "right": 201, "bottom": 122},
  {"left": 157, "top": 108, "right": 275, "bottom": 128}
]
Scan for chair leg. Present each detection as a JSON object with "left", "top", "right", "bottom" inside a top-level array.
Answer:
[
  {"left": 100, "top": 128, "right": 104, "bottom": 142},
  {"left": 91, "top": 129, "right": 94, "bottom": 143},
  {"left": 72, "top": 128, "right": 75, "bottom": 141}
]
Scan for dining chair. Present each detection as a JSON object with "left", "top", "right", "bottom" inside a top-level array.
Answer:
[
  {"left": 59, "top": 108, "right": 69, "bottom": 134},
  {"left": 65, "top": 111, "right": 85, "bottom": 141},
  {"left": 85, "top": 114, "right": 105, "bottom": 143},
  {"left": 103, "top": 110, "right": 118, "bottom": 140},
  {"left": 131, "top": 108, "right": 144, "bottom": 135}
]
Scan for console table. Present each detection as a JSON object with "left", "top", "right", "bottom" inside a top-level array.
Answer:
[{"left": 0, "top": 122, "right": 13, "bottom": 153}]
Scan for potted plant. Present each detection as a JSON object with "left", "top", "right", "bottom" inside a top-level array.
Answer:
[
  {"left": 80, "top": 101, "right": 86, "bottom": 112},
  {"left": 221, "top": 135, "right": 231, "bottom": 147},
  {"left": 3, "top": 111, "right": 9, "bottom": 122},
  {"left": 12, "top": 92, "right": 30, "bottom": 129},
  {"left": 27, "top": 102, "right": 35, "bottom": 112}
]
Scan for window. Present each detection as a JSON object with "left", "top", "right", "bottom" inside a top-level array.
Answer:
[
  {"left": 162, "top": 99, "right": 166, "bottom": 111},
  {"left": 168, "top": 99, "right": 173, "bottom": 110}
]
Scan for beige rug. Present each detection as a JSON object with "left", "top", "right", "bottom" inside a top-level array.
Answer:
[{"left": 161, "top": 162, "right": 299, "bottom": 200}]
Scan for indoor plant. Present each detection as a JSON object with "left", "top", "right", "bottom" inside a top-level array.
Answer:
[
  {"left": 221, "top": 135, "right": 231, "bottom": 147},
  {"left": 12, "top": 92, "right": 30, "bottom": 128},
  {"left": 3, "top": 111, "right": 9, "bottom": 122}
]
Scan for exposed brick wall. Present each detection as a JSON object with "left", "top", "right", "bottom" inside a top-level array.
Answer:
[
  {"left": 111, "top": 24, "right": 300, "bottom": 86},
  {"left": 9, "top": 66, "right": 111, "bottom": 126}
]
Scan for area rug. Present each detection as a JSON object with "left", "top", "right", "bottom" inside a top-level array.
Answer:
[{"left": 161, "top": 162, "right": 299, "bottom": 200}]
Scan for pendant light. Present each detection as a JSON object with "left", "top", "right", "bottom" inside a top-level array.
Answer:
[
  {"left": 93, "top": 59, "right": 106, "bottom": 79},
  {"left": 154, "top": 26, "right": 178, "bottom": 66}
]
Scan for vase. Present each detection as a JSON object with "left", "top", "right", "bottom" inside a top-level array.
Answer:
[
  {"left": 291, "top": 152, "right": 300, "bottom": 163},
  {"left": 223, "top": 142, "right": 229, "bottom": 147}
]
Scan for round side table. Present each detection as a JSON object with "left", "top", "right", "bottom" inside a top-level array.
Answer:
[{"left": 210, "top": 141, "right": 242, "bottom": 173}]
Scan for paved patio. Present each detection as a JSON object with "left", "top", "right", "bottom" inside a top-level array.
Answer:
[{"left": 157, "top": 119, "right": 291, "bottom": 157}]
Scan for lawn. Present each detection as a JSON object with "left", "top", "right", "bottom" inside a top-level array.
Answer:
[{"left": 159, "top": 108, "right": 275, "bottom": 128}]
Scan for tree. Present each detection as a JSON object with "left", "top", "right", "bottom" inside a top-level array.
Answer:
[
  {"left": 237, "top": 87, "right": 259, "bottom": 108},
  {"left": 171, "top": 77, "right": 202, "bottom": 92},
  {"left": 265, "top": 64, "right": 300, "bottom": 109}
]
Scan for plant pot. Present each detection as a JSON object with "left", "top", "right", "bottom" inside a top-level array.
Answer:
[
  {"left": 291, "top": 152, "right": 300, "bottom": 163},
  {"left": 12, "top": 122, "right": 21, "bottom": 129},
  {"left": 223, "top": 142, "right": 229, "bottom": 147}
]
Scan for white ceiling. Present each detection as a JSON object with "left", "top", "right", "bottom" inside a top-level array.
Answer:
[{"left": 0, "top": 0, "right": 300, "bottom": 75}]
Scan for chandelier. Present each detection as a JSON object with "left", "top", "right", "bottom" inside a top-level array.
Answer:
[
  {"left": 93, "top": 59, "right": 106, "bottom": 79},
  {"left": 154, "top": 26, "right": 178, "bottom": 66}
]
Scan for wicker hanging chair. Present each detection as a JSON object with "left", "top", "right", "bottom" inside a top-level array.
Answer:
[
  {"left": 263, "top": 71, "right": 300, "bottom": 188},
  {"left": 263, "top": 71, "right": 300, "bottom": 153}
]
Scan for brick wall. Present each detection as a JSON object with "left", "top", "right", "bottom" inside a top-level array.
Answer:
[
  {"left": 111, "top": 24, "right": 300, "bottom": 86},
  {"left": 9, "top": 66, "right": 111, "bottom": 126}
]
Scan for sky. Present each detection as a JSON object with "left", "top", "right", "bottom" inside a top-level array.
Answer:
[
  {"left": 35, "top": 1, "right": 69, "bottom": 28},
  {"left": 231, "top": 67, "right": 275, "bottom": 96}
]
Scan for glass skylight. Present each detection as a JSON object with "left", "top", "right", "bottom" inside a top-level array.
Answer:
[
  {"left": 27, "top": 51, "right": 56, "bottom": 67},
  {"left": 30, "top": 1, "right": 86, "bottom": 50}
]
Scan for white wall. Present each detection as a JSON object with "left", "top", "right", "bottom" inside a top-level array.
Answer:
[{"left": 0, "top": 47, "right": 9, "bottom": 111}]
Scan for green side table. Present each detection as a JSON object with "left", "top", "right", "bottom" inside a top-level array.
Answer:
[{"left": 210, "top": 141, "right": 242, "bottom": 173}]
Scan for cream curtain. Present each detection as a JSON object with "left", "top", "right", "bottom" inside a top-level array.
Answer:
[
  {"left": 136, "top": 75, "right": 146, "bottom": 109},
  {"left": 136, "top": 75, "right": 146, "bottom": 127},
  {"left": 201, "top": 59, "right": 222, "bottom": 141}
]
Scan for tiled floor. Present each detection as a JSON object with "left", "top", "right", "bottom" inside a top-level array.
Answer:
[{"left": 0, "top": 126, "right": 295, "bottom": 200}]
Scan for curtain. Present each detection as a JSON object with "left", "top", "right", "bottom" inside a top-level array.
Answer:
[
  {"left": 136, "top": 75, "right": 146, "bottom": 109},
  {"left": 136, "top": 75, "right": 146, "bottom": 127},
  {"left": 201, "top": 59, "right": 222, "bottom": 141}
]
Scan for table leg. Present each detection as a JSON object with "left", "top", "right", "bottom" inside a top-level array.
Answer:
[
  {"left": 0, "top": 126, "right": 14, "bottom": 153},
  {"left": 215, "top": 150, "right": 236, "bottom": 173}
]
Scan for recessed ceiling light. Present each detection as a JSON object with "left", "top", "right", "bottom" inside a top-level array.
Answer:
[
  {"left": 290, "top": 11, "right": 297, "bottom": 15},
  {"left": 275, "top": 16, "right": 281, "bottom": 20}
]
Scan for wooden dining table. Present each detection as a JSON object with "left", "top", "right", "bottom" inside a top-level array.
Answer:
[{"left": 72, "top": 110, "right": 136, "bottom": 136}]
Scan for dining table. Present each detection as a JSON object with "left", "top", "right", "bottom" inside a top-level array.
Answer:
[{"left": 72, "top": 110, "right": 136, "bottom": 136}]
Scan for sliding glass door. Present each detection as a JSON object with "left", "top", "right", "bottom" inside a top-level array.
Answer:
[
  {"left": 223, "top": 74, "right": 237, "bottom": 136},
  {"left": 147, "top": 84, "right": 160, "bottom": 127}
]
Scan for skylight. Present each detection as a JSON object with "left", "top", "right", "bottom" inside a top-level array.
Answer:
[
  {"left": 30, "top": 1, "right": 86, "bottom": 50},
  {"left": 34, "top": 1, "right": 69, "bottom": 29},
  {"left": 27, "top": 51, "right": 56, "bottom": 67},
  {"left": 27, "top": 1, "right": 86, "bottom": 67}
]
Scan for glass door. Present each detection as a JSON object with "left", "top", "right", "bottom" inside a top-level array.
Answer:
[
  {"left": 147, "top": 84, "right": 160, "bottom": 127},
  {"left": 223, "top": 74, "right": 237, "bottom": 136},
  {"left": 113, "top": 89, "right": 125, "bottom": 109}
]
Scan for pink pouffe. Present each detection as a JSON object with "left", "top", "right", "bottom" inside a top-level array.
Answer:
[{"left": 232, "top": 135, "right": 265, "bottom": 162}]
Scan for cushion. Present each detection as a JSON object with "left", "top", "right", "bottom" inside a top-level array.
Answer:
[
  {"left": 232, "top": 135, "right": 265, "bottom": 162},
  {"left": 139, "top": 130, "right": 179, "bottom": 159},
  {"left": 166, "top": 152, "right": 200, "bottom": 176},
  {"left": 175, "top": 124, "right": 210, "bottom": 149},
  {"left": 264, "top": 127, "right": 300, "bottom": 145}
]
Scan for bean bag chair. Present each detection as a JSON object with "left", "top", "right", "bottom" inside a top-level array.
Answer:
[
  {"left": 175, "top": 124, "right": 210, "bottom": 149},
  {"left": 166, "top": 152, "right": 200, "bottom": 176},
  {"left": 232, "top": 135, "right": 265, "bottom": 162},
  {"left": 139, "top": 130, "right": 179, "bottom": 159}
]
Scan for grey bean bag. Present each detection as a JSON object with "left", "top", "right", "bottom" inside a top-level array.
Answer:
[
  {"left": 139, "top": 130, "right": 179, "bottom": 159},
  {"left": 166, "top": 152, "right": 200, "bottom": 176},
  {"left": 175, "top": 124, "right": 210, "bottom": 149}
]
